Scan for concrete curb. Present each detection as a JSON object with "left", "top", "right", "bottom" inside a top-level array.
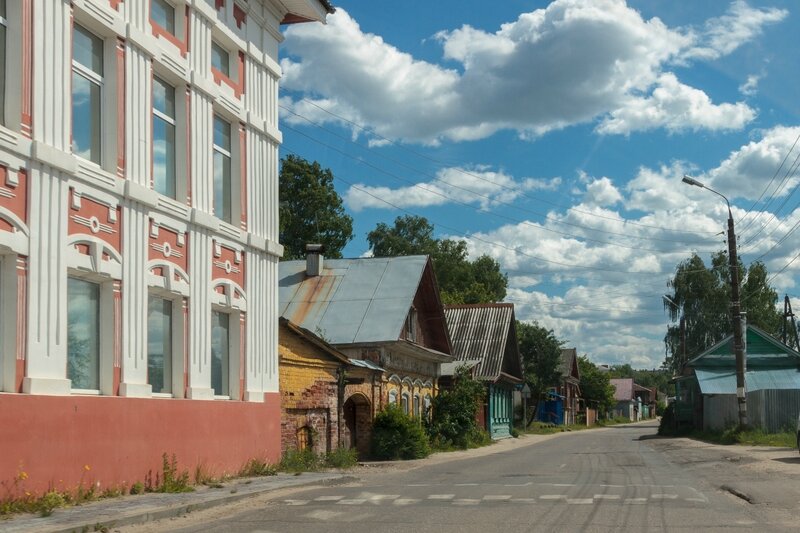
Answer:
[{"left": 1, "top": 473, "right": 357, "bottom": 533}]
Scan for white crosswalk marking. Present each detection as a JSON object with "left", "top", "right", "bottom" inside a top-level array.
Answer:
[
  {"left": 283, "top": 500, "right": 310, "bottom": 506},
  {"left": 540, "top": 494, "right": 567, "bottom": 500},
  {"left": 337, "top": 499, "right": 367, "bottom": 505},
  {"left": 393, "top": 498, "right": 421, "bottom": 506},
  {"left": 651, "top": 494, "right": 679, "bottom": 500},
  {"left": 314, "top": 496, "right": 344, "bottom": 501},
  {"left": 624, "top": 498, "right": 647, "bottom": 505},
  {"left": 567, "top": 498, "right": 594, "bottom": 504},
  {"left": 594, "top": 494, "right": 621, "bottom": 500},
  {"left": 482, "top": 495, "right": 512, "bottom": 501},
  {"left": 453, "top": 499, "right": 481, "bottom": 505},
  {"left": 428, "top": 494, "right": 455, "bottom": 500}
]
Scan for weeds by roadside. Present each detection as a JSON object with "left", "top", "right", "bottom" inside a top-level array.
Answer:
[{"left": 278, "top": 447, "right": 359, "bottom": 472}]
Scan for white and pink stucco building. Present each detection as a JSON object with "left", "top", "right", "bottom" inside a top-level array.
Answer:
[{"left": 0, "top": 0, "right": 332, "bottom": 494}]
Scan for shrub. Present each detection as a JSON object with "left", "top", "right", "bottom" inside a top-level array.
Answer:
[
  {"left": 279, "top": 448, "right": 322, "bottom": 472},
  {"left": 239, "top": 458, "right": 277, "bottom": 477},
  {"left": 657, "top": 403, "right": 675, "bottom": 435},
  {"left": 370, "top": 404, "right": 431, "bottom": 460},
  {"left": 324, "top": 447, "right": 358, "bottom": 469},
  {"left": 426, "top": 367, "right": 486, "bottom": 449}
]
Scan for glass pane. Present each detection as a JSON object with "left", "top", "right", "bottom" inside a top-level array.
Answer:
[
  {"left": 213, "top": 151, "right": 231, "bottom": 223},
  {"left": 153, "top": 117, "right": 176, "bottom": 198},
  {"left": 73, "top": 24, "right": 103, "bottom": 76},
  {"left": 151, "top": 0, "right": 175, "bottom": 34},
  {"left": 211, "top": 311, "right": 230, "bottom": 396},
  {"left": 67, "top": 278, "right": 100, "bottom": 390},
  {"left": 211, "top": 41, "right": 229, "bottom": 77},
  {"left": 0, "top": 0, "right": 6, "bottom": 18},
  {"left": 72, "top": 72, "right": 102, "bottom": 163},
  {"left": 147, "top": 296, "right": 172, "bottom": 394},
  {"left": 153, "top": 76, "right": 175, "bottom": 118},
  {"left": 213, "top": 116, "right": 231, "bottom": 151}
]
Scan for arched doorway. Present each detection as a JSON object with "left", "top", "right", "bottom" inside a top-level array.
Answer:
[{"left": 342, "top": 393, "right": 372, "bottom": 458}]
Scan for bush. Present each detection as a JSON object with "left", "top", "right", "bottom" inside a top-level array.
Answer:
[
  {"left": 279, "top": 448, "right": 322, "bottom": 472},
  {"left": 426, "top": 367, "right": 486, "bottom": 449},
  {"left": 370, "top": 404, "right": 431, "bottom": 460},
  {"left": 325, "top": 447, "right": 359, "bottom": 469},
  {"left": 657, "top": 403, "right": 675, "bottom": 435}
]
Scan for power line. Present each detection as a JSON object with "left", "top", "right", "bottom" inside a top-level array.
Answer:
[
  {"left": 281, "top": 121, "right": 721, "bottom": 252},
  {"left": 285, "top": 97, "right": 721, "bottom": 237}
]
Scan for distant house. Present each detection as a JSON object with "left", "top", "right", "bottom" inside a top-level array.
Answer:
[
  {"left": 443, "top": 303, "right": 524, "bottom": 439},
  {"left": 279, "top": 250, "right": 453, "bottom": 454},
  {"left": 610, "top": 378, "right": 649, "bottom": 421},
  {"left": 558, "top": 348, "right": 582, "bottom": 425},
  {"left": 674, "top": 325, "right": 800, "bottom": 432},
  {"left": 278, "top": 318, "right": 383, "bottom": 457}
]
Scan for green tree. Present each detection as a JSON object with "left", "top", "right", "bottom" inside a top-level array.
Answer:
[
  {"left": 367, "top": 215, "right": 507, "bottom": 304},
  {"left": 426, "top": 366, "right": 487, "bottom": 448},
  {"left": 517, "top": 320, "right": 564, "bottom": 422},
  {"left": 279, "top": 155, "right": 354, "bottom": 260},
  {"left": 664, "top": 252, "right": 781, "bottom": 372},
  {"left": 578, "top": 356, "right": 615, "bottom": 415}
]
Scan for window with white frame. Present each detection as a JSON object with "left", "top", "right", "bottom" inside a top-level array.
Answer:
[
  {"left": 72, "top": 24, "right": 103, "bottom": 164},
  {"left": 401, "top": 392, "right": 410, "bottom": 415},
  {"left": 388, "top": 389, "right": 398, "bottom": 406},
  {"left": 414, "top": 394, "right": 420, "bottom": 418},
  {"left": 151, "top": 0, "right": 175, "bottom": 34},
  {"left": 67, "top": 277, "right": 100, "bottom": 390},
  {"left": 212, "top": 116, "right": 232, "bottom": 223},
  {"left": 147, "top": 295, "right": 173, "bottom": 394},
  {"left": 404, "top": 307, "right": 417, "bottom": 342},
  {"left": 211, "top": 40, "right": 229, "bottom": 77},
  {"left": 152, "top": 76, "right": 176, "bottom": 198},
  {"left": 211, "top": 310, "right": 230, "bottom": 396},
  {"left": 0, "top": 0, "right": 6, "bottom": 126}
]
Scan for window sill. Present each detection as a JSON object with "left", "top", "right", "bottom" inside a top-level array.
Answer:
[
  {"left": 71, "top": 389, "right": 101, "bottom": 396},
  {"left": 214, "top": 395, "right": 231, "bottom": 400},
  {"left": 152, "top": 392, "right": 174, "bottom": 399}
]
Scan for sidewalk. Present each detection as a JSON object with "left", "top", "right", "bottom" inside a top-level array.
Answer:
[{"left": 0, "top": 472, "right": 356, "bottom": 533}]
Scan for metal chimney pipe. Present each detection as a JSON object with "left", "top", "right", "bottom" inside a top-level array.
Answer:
[{"left": 306, "top": 244, "right": 324, "bottom": 276}]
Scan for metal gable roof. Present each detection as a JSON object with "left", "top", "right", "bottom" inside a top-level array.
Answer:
[
  {"left": 444, "top": 304, "right": 522, "bottom": 382},
  {"left": 687, "top": 325, "right": 800, "bottom": 368},
  {"left": 695, "top": 368, "right": 800, "bottom": 394},
  {"left": 279, "top": 256, "right": 428, "bottom": 345}
]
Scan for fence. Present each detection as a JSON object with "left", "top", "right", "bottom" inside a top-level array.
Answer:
[{"left": 703, "top": 389, "right": 800, "bottom": 432}]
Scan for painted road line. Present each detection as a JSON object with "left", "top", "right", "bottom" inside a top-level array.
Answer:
[
  {"left": 594, "top": 494, "right": 621, "bottom": 500},
  {"left": 453, "top": 499, "right": 481, "bottom": 506},
  {"left": 504, "top": 482, "right": 533, "bottom": 487},
  {"left": 624, "top": 498, "right": 647, "bottom": 505},
  {"left": 428, "top": 494, "right": 456, "bottom": 500},
  {"left": 283, "top": 500, "right": 310, "bottom": 506},
  {"left": 314, "top": 495, "right": 345, "bottom": 501},
  {"left": 540, "top": 495, "right": 567, "bottom": 500},
  {"left": 685, "top": 498, "right": 708, "bottom": 503},
  {"left": 393, "top": 498, "right": 421, "bottom": 506},
  {"left": 455, "top": 483, "right": 479, "bottom": 486},
  {"left": 567, "top": 498, "right": 594, "bottom": 505},
  {"left": 337, "top": 499, "right": 367, "bottom": 505},
  {"left": 651, "top": 494, "right": 679, "bottom": 500},
  {"left": 510, "top": 498, "right": 537, "bottom": 504},
  {"left": 482, "top": 495, "right": 512, "bottom": 501}
]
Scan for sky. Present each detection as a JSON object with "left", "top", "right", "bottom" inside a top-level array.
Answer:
[{"left": 277, "top": 0, "right": 800, "bottom": 369}]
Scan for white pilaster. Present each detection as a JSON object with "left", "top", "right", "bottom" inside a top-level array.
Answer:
[{"left": 187, "top": 226, "right": 213, "bottom": 399}]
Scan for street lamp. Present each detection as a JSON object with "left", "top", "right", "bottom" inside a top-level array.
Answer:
[{"left": 682, "top": 174, "right": 747, "bottom": 429}]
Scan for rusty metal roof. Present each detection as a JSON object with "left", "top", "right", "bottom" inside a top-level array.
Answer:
[
  {"left": 444, "top": 304, "right": 523, "bottom": 382},
  {"left": 279, "top": 256, "right": 430, "bottom": 345}
]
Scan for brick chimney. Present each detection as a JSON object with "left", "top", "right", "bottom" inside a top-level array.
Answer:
[{"left": 306, "top": 244, "right": 324, "bottom": 277}]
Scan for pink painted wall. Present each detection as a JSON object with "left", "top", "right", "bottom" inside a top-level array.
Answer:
[{"left": 0, "top": 393, "right": 280, "bottom": 496}]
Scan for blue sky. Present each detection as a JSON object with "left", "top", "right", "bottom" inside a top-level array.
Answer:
[{"left": 278, "top": 0, "right": 800, "bottom": 369}]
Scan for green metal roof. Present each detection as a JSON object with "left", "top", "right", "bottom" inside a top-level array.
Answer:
[
  {"left": 694, "top": 368, "right": 800, "bottom": 394},
  {"left": 687, "top": 325, "right": 800, "bottom": 368}
]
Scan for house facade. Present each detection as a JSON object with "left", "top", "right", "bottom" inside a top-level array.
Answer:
[
  {"left": 0, "top": 0, "right": 332, "bottom": 495},
  {"left": 278, "top": 318, "right": 382, "bottom": 456},
  {"left": 674, "top": 325, "right": 800, "bottom": 432},
  {"left": 443, "top": 303, "right": 523, "bottom": 439},
  {"left": 279, "top": 251, "right": 453, "bottom": 451},
  {"left": 558, "top": 348, "right": 582, "bottom": 425}
]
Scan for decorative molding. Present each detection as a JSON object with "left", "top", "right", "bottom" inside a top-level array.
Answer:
[
  {"left": 31, "top": 142, "right": 78, "bottom": 174},
  {"left": 124, "top": 180, "right": 160, "bottom": 207}
]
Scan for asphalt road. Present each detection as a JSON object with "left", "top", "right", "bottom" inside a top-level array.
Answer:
[{"left": 142, "top": 422, "right": 800, "bottom": 532}]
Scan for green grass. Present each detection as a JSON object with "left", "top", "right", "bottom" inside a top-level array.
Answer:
[
  {"left": 278, "top": 448, "right": 360, "bottom": 473},
  {"left": 690, "top": 427, "right": 796, "bottom": 447}
]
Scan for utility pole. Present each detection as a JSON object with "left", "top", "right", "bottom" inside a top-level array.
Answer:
[
  {"left": 727, "top": 213, "right": 748, "bottom": 429},
  {"left": 683, "top": 175, "right": 747, "bottom": 429},
  {"left": 782, "top": 295, "right": 800, "bottom": 351}
]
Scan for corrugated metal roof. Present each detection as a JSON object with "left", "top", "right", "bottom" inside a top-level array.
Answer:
[
  {"left": 695, "top": 368, "right": 800, "bottom": 394},
  {"left": 279, "top": 256, "right": 427, "bottom": 345},
  {"left": 610, "top": 378, "right": 634, "bottom": 401},
  {"left": 444, "top": 304, "right": 523, "bottom": 381},
  {"left": 440, "top": 359, "right": 481, "bottom": 377}
]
